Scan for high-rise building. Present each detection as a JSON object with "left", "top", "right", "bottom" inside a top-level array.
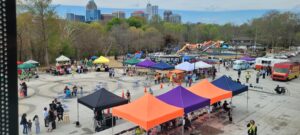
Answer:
[
  {"left": 101, "top": 14, "right": 114, "bottom": 23},
  {"left": 163, "top": 10, "right": 172, "bottom": 22},
  {"left": 66, "top": 13, "right": 75, "bottom": 21},
  {"left": 112, "top": 11, "right": 126, "bottom": 19},
  {"left": 131, "top": 11, "right": 147, "bottom": 18},
  {"left": 74, "top": 15, "right": 85, "bottom": 22},
  {"left": 86, "top": 0, "right": 101, "bottom": 22},
  {"left": 146, "top": 3, "right": 158, "bottom": 19},
  {"left": 66, "top": 13, "right": 85, "bottom": 22},
  {"left": 169, "top": 14, "right": 181, "bottom": 23}
]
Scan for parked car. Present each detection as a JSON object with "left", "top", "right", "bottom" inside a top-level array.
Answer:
[{"left": 233, "top": 60, "right": 250, "bottom": 70}]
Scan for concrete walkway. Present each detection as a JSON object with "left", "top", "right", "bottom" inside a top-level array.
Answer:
[{"left": 19, "top": 66, "right": 300, "bottom": 135}]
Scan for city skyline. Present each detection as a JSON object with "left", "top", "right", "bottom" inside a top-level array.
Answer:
[
  {"left": 65, "top": 0, "right": 181, "bottom": 23},
  {"left": 52, "top": 0, "right": 300, "bottom": 11}
]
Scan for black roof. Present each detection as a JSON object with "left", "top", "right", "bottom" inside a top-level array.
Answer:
[{"left": 78, "top": 88, "right": 128, "bottom": 111}]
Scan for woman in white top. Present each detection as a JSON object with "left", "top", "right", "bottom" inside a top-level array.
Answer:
[{"left": 33, "top": 115, "right": 40, "bottom": 134}]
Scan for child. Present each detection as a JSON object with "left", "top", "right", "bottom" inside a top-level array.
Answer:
[
  {"left": 28, "top": 119, "right": 32, "bottom": 135},
  {"left": 33, "top": 115, "right": 40, "bottom": 134}
]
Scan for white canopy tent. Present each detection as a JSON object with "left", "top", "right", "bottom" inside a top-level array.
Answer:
[
  {"left": 56, "top": 55, "right": 71, "bottom": 62},
  {"left": 195, "top": 61, "right": 212, "bottom": 69},
  {"left": 24, "top": 60, "right": 39, "bottom": 64},
  {"left": 175, "top": 62, "right": 195, "bottom": 71}
]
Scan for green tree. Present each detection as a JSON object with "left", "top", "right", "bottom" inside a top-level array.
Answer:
[{"left": 21, "top": 0, "right": 57, "bottom": 66}]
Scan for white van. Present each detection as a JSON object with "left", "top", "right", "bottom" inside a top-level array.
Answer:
[{"left": 255, "top": 57, "right": 290, "bottom": 70}]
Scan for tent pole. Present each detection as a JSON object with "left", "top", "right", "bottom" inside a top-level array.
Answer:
[
  {"left": 77, "top": 99, "right": 79, "bottom": 124},
  {"left": 208, "top": 105, "right": 211, "bottom": 120},
  {"left": 247, "top": 90, "right": 249, "bottom": 112},
  {"left": 182, "top": 116, "right": 184, "bottom": 135},
  {"left": 111, "top": 115, "right": 114, "bottom": 135}
]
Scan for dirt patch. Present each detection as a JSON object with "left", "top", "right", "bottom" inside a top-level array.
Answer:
[
  {"left": 81, "top": 127, "right": 94, "bottom": 134},
  {"left": 69, "top": 130, "right": 78, "bottom": 134},
  {"left": 192, "top": 125, "right": 224, "bottom": 135}
]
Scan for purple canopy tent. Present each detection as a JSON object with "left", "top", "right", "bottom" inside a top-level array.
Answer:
[
  {"left": 239, "top": 56, "right": 255, "bottom": 61},
  {"left": 157, "top": 86, "right": 210, "bottom": 114},
  {"left": 136, "top": 59, "right": 156, "bottom": 68}
]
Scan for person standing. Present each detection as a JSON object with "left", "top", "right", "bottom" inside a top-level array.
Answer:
[
  {"left": 245, "top": 72, "right": 251, "bottom": 83},
  {"left": 237, "top": 79, "right": 241, "bottom": 84},
  {"left": 247, "top": 120, "right": 257, "bottom": 135},
  {"left": 126, "top": 90, "right": 131, "bottom": 102},
  {"left": 20, "top": 113, "right": 28, "bottom": 135},
  {"left": 212, "top": 67, "right": 217, "bottom": 80},
  {"left": 188, "top": 77, "right": 193, "bottom": 87},
  {"left": 47, "top": 109, "right": 55, "bottom": 132},
  {"left": 27, "top": 120, "right": 32, "bottom": 135},
  {"left": 262, "top": 68, "right": 266, "bottom": 79},
  {"left": 184, "top": 75, "right": 188, "bottom": 87},
  {"left": 256, "top": 71, "right": 260, "bottom": 84},
  {"left": 72, "top": 85, "right": 78, "bottom": 97},
  {"left": 33, "top": 115, "right": 40, "bottom": 134},
  {"left": 238, "top": 69, "right": 241, "bottom": 78},
  {"left": 21, "top": 82, "right": 28, "bottom": 97},
  {"left": 267, "top": 66, "right": 272, "bottom": 76},
  {"left": 43, "top": 107, "right": 48, "bottom": 127}
]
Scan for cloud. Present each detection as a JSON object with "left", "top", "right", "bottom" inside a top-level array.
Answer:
[{"left": 52, "top": 0, "right": 300, "bottom": 11}]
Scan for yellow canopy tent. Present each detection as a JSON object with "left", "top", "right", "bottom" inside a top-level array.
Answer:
[{"left": 93, "top": 56, "right": 110, "bottom": 64}]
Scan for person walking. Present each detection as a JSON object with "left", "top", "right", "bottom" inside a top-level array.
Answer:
[
  {"left": 188, "top": 77, "right": 193, "bottom": 87},
  {"left": 267, "top": 66, "right": 272, "bottom": 76},
  {"left": 212, "top": 67, "right": 217, "bottom": 80},
  {"left": 238, "top": 69, "right": 241, "bottom": 78},
  {"left": 20, "top": 113, "right": 28, "bottom": 135},
  {"left": 256, "top": 71, "right": 260, "bottom": 84},
  {"left": 185, "top": 75, "right": 189, "bottom": 87},
  {"left": 168, "top": 73, "right": 174, "bottom": 86},
  {"left": 262, "top": 69, "right": 266, "bottom": 79},
  {"left": 33, "top": 115, "right": 40, "bottom": 134},
  {"left": 247, "top": 120, "right": 257, "bottom": 135},
  {"left": 245, "top": 72, "right": 251, "bottom": 83},
  {"left": 47, "top": 109, "right": 55, "bottom": 132},
  {"left": 43, "top": 107, "right": 48, "bottom": 127}
]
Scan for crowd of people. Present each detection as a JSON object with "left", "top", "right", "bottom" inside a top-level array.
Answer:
[
  {"left": 20, "top": 98, "right": 65, "bottom": 134},
  {"left": 19, "top": 56, "right": 263, "bottom": 135}
]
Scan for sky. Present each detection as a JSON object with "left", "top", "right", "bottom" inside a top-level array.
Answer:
[{"left": 52, "top": 0, "right": 300, "bottom": 11}]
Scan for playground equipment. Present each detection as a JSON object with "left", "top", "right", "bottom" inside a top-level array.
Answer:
[{"left": 176, "top": 40, "right": 224, "bottom": 54}]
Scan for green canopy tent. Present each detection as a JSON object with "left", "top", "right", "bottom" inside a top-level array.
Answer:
[
  {"left": 18, "top": 63, "right": 36, "bottom": 69},
  {"left": 124, "top": 58, "right": 141, "bottom": 65}
]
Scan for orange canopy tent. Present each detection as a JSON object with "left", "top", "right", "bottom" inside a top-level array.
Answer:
[
  {"left": 112, "top": 93, "right": 184, "bottom": 131},
  {"left": 188, "top": 79, "right": 232, "bottom": 104}
]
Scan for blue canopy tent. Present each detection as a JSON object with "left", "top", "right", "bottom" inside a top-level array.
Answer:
[
  {"left": 212, "top": 75, "right": 248, "bottom": 96},
  {"left": 182, "top": 56, "right": 192, "bottom": 62},
  {"left": 151, "top": 61, "right": 174, "bottom": 70},
  {"left": 212, "top": 75, "right": 249, "bottom": 111}
]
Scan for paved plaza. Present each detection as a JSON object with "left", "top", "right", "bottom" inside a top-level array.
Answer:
[{"left": 19, "top": 65, "right": 300, "bottom": 135}]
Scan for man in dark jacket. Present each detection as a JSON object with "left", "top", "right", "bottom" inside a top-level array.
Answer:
[{"left": 57, "top": 104, "right": 64, "bottom": 121}]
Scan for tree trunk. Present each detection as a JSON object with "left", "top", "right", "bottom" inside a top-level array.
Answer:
[{"left": 17, "top": 33, "right": 23, "bottom": 61}]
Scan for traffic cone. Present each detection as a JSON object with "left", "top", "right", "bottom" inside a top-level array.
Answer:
[
  {"left": 144, "top": 87, "right": 147, "bottom": 93},
  {"left": 121, "top": 90, "right": 125, "bottom": 98},
  {"left": 160, "top": 83, "right": 163, "bottom": 89}
]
